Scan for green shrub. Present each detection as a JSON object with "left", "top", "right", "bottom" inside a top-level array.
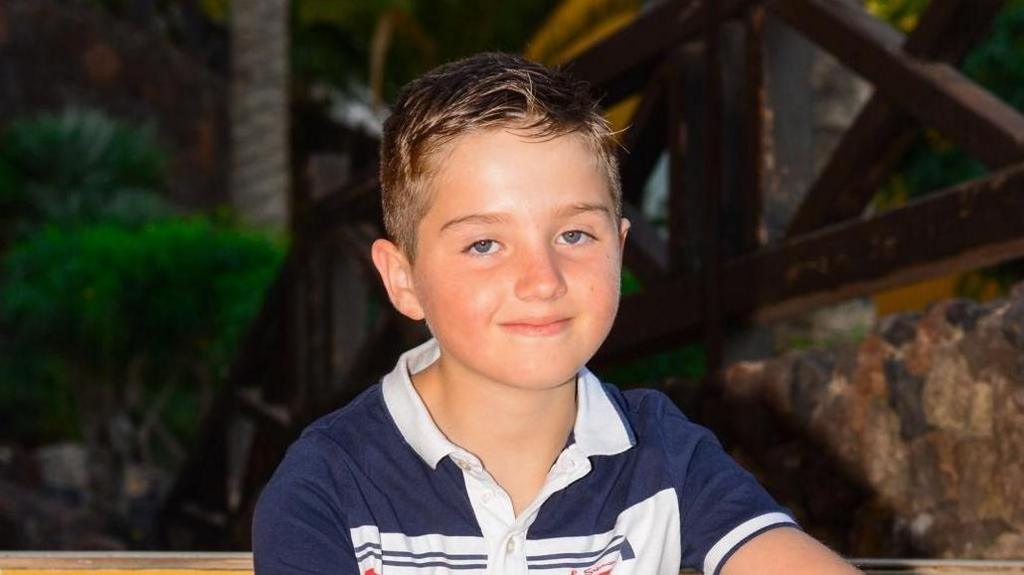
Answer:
[
  {"left": 0, "top": 218, "right": 285, "bottom": 449},
  {"left": 0, "top": 108, "right": 172, "bottom": 236},
  {"left": 596, "top": 345, "right": 706, "bottom": 388},
  {"left": 3, "top": 218, "right": 283, "bottom": 377},
  {"left": 0, "top": 108, "right": 291, "bottom": 450}
]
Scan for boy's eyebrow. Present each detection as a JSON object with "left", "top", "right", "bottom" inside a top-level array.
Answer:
[
  {"left": 439, "top": 203, "right": 613, "bottom": 233},
  {"left": 439, "top": 212, "right": 511, "bottom": 233},
  {"left": 556, "top": 202, "right": 614, "bottom": 219}
]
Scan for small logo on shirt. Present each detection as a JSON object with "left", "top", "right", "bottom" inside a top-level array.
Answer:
[
  {"left": 363, "top": 569, "right": 378, "bottom": 575},
  {"left": 569, "top": 562, "right": 615, "bottom": 575}
]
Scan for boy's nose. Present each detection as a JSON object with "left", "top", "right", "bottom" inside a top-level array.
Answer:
[{"left": 514, "top": 246, "right": 568, "bottom": 301}]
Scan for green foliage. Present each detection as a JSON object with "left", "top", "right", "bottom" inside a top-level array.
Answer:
[
  {"left": 596, "top": 345, "right": 706, "bottom": 387},
  {"left": 865, "top": 0, "right": 930, "bottom": 32},
  {"left": 0, "top": 108, "right": 171, "bottom": 234},
  {"left": 0, "top": 354, "right": 80, "bottom": 444},
  {"left": 0, "top": 108, "right": 286, "bottom": 446},
  {"left": 2, "top": 219, "right": 284, "bottom": 384},
  {"left": 621, "top": 267, "right": 642, "bottom": 295},
  {"left": 962, "top": 0, "right": 1024, "bottom": 110}
]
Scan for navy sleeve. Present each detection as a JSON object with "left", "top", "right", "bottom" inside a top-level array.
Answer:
[
  {"left": 677, "top": 432, "right": 797, "bottom": 574},
  {"left": 252, "top": 433, "right": 360, "bottom": 575},
  {"left": 643, "top": 392, "right": 796, "bottom": 575}
]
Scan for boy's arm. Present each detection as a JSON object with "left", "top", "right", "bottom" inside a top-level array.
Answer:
[{"left": 721, "top": 526, "right": 862, "bottom": 575}]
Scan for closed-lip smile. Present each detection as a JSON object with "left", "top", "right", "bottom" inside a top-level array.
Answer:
[{"left": 499, "top": 317, "right": 571, "bottom": 336}]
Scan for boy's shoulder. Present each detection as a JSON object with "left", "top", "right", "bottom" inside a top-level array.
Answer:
[
  {"left": 600, "top": 381, "right": 737, "bottom": 478},
  {"left": 604, "top": 382, "right": 713, "bottom": 442},
  {"left": 288, "top": 382, "right": 395, "bottom": 465}
]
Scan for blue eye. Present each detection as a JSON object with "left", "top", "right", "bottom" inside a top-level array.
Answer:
[
  {"left": 559, "top": 230, "right": 591, "bottom": 245},
  {"left": 467, "top": 239, "right": 498, "bottom": 255}
]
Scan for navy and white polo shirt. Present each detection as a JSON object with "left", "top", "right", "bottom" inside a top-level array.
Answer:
[{"left": 253, "top": 339, "right": 796, "bottom": 575}]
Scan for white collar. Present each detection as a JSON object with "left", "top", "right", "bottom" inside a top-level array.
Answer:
[{"left": 381, "top": 338, "right": 635, "bottom": 469}]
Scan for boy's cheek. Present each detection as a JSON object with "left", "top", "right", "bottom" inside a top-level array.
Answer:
[{"left": 418, "top": 274, "right": 499, "bottom": 321}]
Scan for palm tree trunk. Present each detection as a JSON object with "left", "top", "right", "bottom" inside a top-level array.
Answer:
[{"left": 229, "top": 0, "right": 291, "bottom": 231}]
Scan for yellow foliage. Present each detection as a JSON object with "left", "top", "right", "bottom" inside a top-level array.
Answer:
[
  {"left": 525, "top": 0, "right": 641, "bottom": 65},
  {"left": 874, "top": 273, "right": 1002, "bottom": 316},
  {"left": 546, "top": 10, "right": 637, "bottom": 65},
  {"left": 199, "top": 0, "right": 230, "bottom": 23},
  {"left": 525, "top": 0, "right": 644, "bottom": 135},
  {"left": 864, "top": 0, "right": 928, "bottom": 33}
]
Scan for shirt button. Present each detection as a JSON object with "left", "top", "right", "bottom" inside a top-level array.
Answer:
[
  {"left": 506, "top": 538, "right": 516, "bottom": 554},
  {"left": 454, "top": 458, "right": 471, "bottom": 471},
  {"left": 482, "top": 491, "right": 493, "bottom": 503}
]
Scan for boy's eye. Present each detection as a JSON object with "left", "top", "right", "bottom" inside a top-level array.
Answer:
[
  {"left": 558, "top": 230, "right": 593, "bottom": 245},
  {"left": 466, "top": 239, "right": 499, "bottom": 255}
]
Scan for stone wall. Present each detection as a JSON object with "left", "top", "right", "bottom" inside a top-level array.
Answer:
[
  {"left": 696, "top": 284, "right": 1024, "bottom": 558},
  {"left": 0, "top": 1, "right": 228, "bottom": 209}
]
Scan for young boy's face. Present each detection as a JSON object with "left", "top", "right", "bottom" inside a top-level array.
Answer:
[{"left": 373, "top": 127, "right": 629, "bottom": 391}]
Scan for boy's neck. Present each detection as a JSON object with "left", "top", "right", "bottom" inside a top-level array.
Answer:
[{"left": 411, "top": 354, "right": 577, "bottom": 464}]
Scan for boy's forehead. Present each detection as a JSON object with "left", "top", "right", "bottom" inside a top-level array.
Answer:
[{"left": 422, "top": 128, "right": 613, "bottom": 213}]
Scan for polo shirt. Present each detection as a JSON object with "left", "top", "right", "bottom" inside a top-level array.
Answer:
[{"left": 253, "top": 338, "right": 797, "bottom": 575}]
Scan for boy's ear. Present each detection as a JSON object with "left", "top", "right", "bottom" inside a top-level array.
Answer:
[
  {"left": 618, "top": 217, "right": 631, "bottom": 252},
  {"left": 370, "top": 239, "right": 425, "bottom": 321}
]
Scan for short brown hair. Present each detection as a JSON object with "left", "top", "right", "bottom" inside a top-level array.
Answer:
[{"left": 379, "top": 52, "right": 622, "bottom": 258}]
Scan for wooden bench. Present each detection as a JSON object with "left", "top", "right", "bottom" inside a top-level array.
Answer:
[{"left": 2, "top": 553, "right": 1023, "bottom": 574}]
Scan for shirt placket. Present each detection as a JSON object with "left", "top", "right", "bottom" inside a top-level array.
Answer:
[{"left": 453, "top": 447, "right": 591, "bottom": 575}]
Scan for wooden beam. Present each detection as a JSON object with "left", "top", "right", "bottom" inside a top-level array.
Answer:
[
  {"left": 234, "top": 387, "right": 291, "bottom": 430},
  {"left": 599, "top": 163, "right": 1024, "bottom": 362},
  {"left": 769, "top": 0, "right": 1024, "bottom": 170},
  {"left": 786, "top": 0, "right": 1005, "bottom": 237},
  {"left": 702, "top": 0, "right": 725, "bottom": 382},
  {"left": 618, "top": 62, "right": 670, "bottom": 207},
  {"left": 785, "top": 97, "right": 916, "bottom": 237},
  {"left": 741, "top": 5, "right": 767, "bottom": 252},
  {"left": 566, "top": 0, "right": 758, "bottom": 107},
  {"left": 666, "top": 55, "right": 690, "bottom": 273},
  {"left": 621, "top": 202, "right": 671, "bottom": 284},
  {"left": 298, "top": 173, "right": 381, "bottom": 245},
  {"left": 614, "top": 55, "right": 679, "bottom": 284},
  {"left": 903, "top": 0, "right": 1005, "bottom": 61}
]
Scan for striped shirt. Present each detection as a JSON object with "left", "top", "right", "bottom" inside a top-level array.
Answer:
[{"left": 253, "top": 338, "right": 796, "bottom": 575}]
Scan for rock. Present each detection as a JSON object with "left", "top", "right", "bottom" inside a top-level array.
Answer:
[
  {"left": 852, "top": 335, "right": 890, "bottom": 400},
  {"left": 884, "top": 358, "right": 928, "bottom": 439},
  {"left": 984, "top": 531, "right": 1024, "bottom": 560},
  {"left": 955, "top": 439, "right": 1003, "bottom": 523},
  {"left": 716, "top": 284, "right": 1024, "bottom": 557},
  {"left": 879, "top": 312, "right": 919, "bottom": 348},
  {"left": 945, "top": 298, "right": 989, "bottom": 332},
  {"left": 922, "top": 355, "right": 994, "bottom": 438},
  {"left": 1001, "top": 294, "right": 1024, "bottom": 350},
  {"left": 907, "top": 437, "right": 948, "bottom": 513},
  {"left": 789, "top": 349, "right": 835, "bottom": 426},
  {"left": 861, "top": 400, "right": 910, "bottom": 506}
]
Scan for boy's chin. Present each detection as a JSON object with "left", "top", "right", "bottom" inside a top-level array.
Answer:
[{"left": 487, "top": 358, "right": 586, "bottom": 391}]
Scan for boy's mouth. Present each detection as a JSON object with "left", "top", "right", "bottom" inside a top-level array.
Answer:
[{"left": 499, "top": 317, "right": 571, "bottom": 336}]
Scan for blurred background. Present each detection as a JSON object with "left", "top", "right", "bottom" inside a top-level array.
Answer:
[{"left": 1, "top": 0, "right": 1024, "bottom": 561}]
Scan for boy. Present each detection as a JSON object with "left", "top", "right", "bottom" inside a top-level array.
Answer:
[{"left": 253, "top": 52, "right": 860, "bottom": 575}]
